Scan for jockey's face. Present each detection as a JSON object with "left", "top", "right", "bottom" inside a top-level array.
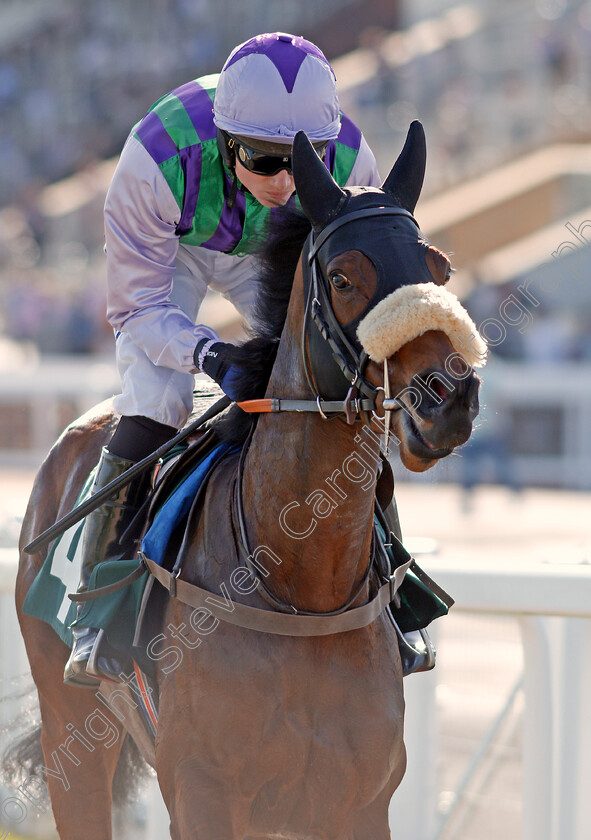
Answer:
[{"left": 235, "top": 157, "right": 295, "bottom": 207}]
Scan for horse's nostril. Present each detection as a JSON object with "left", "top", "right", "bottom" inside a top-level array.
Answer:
[
  {"left": 410, "top": 369, "right": 454, "bottom": 416},
  {"left": 431, "top": 379, "right": 449, "bottom": 402},
  {"left": 409, "top": 369, "right": 481, "bottom": 423}
]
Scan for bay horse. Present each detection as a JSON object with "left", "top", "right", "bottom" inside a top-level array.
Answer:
[{"left": 12, "top": 122, "right": 483, "bottom": 839}]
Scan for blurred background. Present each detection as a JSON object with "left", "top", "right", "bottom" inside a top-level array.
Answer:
[{"left": 1, "top": 1, "right": 591, "bottom": 839}]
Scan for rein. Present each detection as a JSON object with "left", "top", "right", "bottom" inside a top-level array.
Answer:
[
  {"left": 232, "top": 427, "right": 376, "bottom": 616},
  {"left": 24, "top": 395, "right": 232, "bottom": 555}
]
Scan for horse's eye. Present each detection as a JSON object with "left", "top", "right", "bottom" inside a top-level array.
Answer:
[{"left": 330, "top": 271, "right": 351, "bottom": 291}]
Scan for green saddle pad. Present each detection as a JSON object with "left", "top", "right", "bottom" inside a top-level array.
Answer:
[
  {"left": 374, "top": 518, "right": 450, "bottom": 633},
  {"left": 75, "top": 558, "right": 148, "bottom": 653},
  {"left": 23, "top": 470, "right": 96, "bottom": 647}
]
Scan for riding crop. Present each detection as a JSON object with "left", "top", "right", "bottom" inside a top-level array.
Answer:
[{"left": 23, "top": 395, "right": 231, "bottom": 555}]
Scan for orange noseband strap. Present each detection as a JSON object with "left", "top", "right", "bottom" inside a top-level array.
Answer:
[
  {"left": 236, "top": 399, "right": 274, "bottom": 413},
  {"left": 236, "top": 397, "right": 379, "bottom": 416}
]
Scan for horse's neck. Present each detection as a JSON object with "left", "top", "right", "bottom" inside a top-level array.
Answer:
[{"left": 241, "top": 264, "right": 380, "bottom": 613}]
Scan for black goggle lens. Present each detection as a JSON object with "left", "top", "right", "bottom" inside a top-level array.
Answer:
[{"left": 234, "top": 138, "right": 328, "bottom": 177}]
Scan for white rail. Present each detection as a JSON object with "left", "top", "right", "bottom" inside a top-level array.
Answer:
[
  {"left": 390, "top": 559, "right": 591, "bottom": 840},
  {"left": 3, "top": 557, "right": 591, "bottom": 839}
]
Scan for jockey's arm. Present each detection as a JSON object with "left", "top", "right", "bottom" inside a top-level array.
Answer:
[
  {"left": 104, "top": 125, "right": 381, "bottom": 382},
  {"left": 104, "top": 135, "right": 219, "bottom": 376}
]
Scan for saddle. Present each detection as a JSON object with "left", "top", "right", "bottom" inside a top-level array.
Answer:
[
  {"left": 24, "top": 423, "right": 451, "bottom": 720},
  {"left": 79, "top": 428, "right": 449, "bottom": 687}
]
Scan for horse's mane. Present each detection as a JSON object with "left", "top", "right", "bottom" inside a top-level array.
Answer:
[{"left": 212, "top": 207, "right": 311, "bottom": 443}]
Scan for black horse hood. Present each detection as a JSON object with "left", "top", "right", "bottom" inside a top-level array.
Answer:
[
  {"left": 293, "top": 122, "right": 434, "bottom": 328},
  {"left": 310, "top": 187, "right": 436, "bottom": 302}
]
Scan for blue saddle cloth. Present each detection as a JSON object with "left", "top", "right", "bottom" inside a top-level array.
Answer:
[{"left": 141, "top": 442, "right": 232, "bottom": 566}]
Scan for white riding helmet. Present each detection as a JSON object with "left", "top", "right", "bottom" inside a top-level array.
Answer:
[{"left": 213, "top": 32, "right": 341, "bottom": 144}]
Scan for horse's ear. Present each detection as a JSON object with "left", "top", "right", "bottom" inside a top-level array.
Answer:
[
  {"left": 381, "top": 120, "right": 426, "bottom": 214},
  {"left": 292, "top": 131, "right": 345, "bottom": 230}
]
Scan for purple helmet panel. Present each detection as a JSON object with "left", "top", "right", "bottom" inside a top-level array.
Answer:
[
  {"left": 225, "top": 33, "right": 333, "bottom": 93},
  {"left": 214, "top": 32, "right": 340, "bottom": 142}
]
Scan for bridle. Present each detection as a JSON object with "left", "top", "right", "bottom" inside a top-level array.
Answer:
[
  {"left": 231, "top": 205, "right": 422, "bottom": 614},
  {"left": 238, "top": 204, "right": 419, "bottom": 426},
  {"left": 303, "top": 205, "right": 418, "bottom": 420}
]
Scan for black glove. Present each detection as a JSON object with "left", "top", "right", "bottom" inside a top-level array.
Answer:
[{"left": 194, "top": 339, "right": 242, "bottom": 400}]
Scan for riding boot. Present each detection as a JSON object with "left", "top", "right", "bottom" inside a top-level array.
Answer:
[{"left": 63, "top": 448, "right": 146, "bottom": 688}]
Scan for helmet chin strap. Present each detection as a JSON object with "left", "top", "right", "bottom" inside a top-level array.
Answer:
[{"left": 217, "top": 129, "right": 240, "bottom": 209}]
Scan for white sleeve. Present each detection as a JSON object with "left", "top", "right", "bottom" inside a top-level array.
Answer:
[
  {"left": 346, "top": 134, "right": 382, "bottom": 188},
  {"left": 105, "top": 136, "right": 219, "bottom": 375}
]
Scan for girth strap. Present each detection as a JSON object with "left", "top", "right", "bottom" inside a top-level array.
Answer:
[{"left": 143, "top": 554, "right": 412, "bottom": 637}]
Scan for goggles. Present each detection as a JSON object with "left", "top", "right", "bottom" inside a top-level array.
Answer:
[{"left": 229, "top": 135, "right": 329, "bottom": 177}]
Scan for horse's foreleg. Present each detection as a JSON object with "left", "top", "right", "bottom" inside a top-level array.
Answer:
[{"left": 158, "top": 763, "right": 239, "bottom": 840}]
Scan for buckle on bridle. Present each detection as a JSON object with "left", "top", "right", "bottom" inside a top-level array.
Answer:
[
  {"left": 344, "top": 385, "right": 361, "bottom": 425},
  {"left": 316, "top": 396, "right": 328, "bottom": 421},
  {"left": 383, "top": 359, "right": 391, "bottom": 455}
]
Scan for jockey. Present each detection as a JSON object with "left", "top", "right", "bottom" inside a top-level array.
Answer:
[{"left": 63, "top": 32, "right": 381, "bottom": 686}]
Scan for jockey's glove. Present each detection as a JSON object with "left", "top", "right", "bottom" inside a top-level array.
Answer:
[{"left": 194, "top": 339, "right": 243, "bottom": 401}]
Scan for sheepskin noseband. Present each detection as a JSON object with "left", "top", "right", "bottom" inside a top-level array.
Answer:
[{"left": 357, "top": 282, "right": 487, "bottom": 369}]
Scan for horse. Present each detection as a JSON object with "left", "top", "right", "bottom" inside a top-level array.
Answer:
[{"left": 12, "top": 121, "right": 483, "bottom": 839}]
